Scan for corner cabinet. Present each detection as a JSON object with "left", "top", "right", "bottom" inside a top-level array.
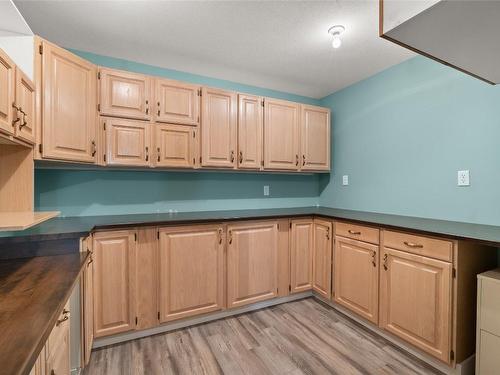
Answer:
[
  {"left": 158, "top": 224, "right": 225, "bottom": 322},
  {"left": 227, "top": 221, "right": 279, "bottom": 308},
  {"left": 312, "top": 219, "right": 333, "bottom": 298},
  {"left": 300, "top": 105, "right": 330, "bottom": 171},
  {"left": 93, "top": 230, "right": 136, "bottom": 338},
  {"left": 41, "top": 41, "right": 97, "bottom": 162}
]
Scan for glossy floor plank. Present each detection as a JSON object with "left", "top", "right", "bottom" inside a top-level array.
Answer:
[{"left": 85, "top": 298, "right": 441, "bottom": 375}]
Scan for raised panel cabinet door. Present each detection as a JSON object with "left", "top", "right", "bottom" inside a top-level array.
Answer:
[
  {"left": 201, "top": 87, "right": 237, "bottom": 168},
  {"left": 227, "top": 221, "right": 279, "bottom": 308},
  {"left": 0, "top": 48, "right": 15, "bottom": 136},
  {"left": 238, "top": 94, "right": 263, "bottom": 169},
  {"left": 103, "top": 118, "right": 151, "bottom": 166},
  {"left": 290, "top": 219, "right": 314, "bottom": 293},
  {"left": 99, "top": 67, "right": 151, "bottom": 120},
  {"left": 155, "top": 124, "right": 194, "bottom": 168},
  {"left": 46, "top": 324, "right": 70, "bottom": 375},
  {"left": 263, "top": 98, "right": 299, "bottom": 170},
  {"left": 300, "top": 105, "right": 330, "bottom": 171},
  {"left": 158, "top": 224, "right": 224, "bottom": 322},
  {"left": 155, "top": 78, "right": 200, "bottom": 125},
  {"left": 379, "top": 247, "right": 452, "bottom": 363},
  {"left": 312, "top": 219, "right": 332, "bottom": 298},
  {"left": 14, "top": 67, "right": 36, "bottom": 144},
  {"left": 93, "top": 230, "right": 136, "bottom": 338},
  {"left": 42, "top": 41, "right": 97, "bottom": 162},
  {"left": 334, "top": 236, "right": 379, "bottom": 324}
]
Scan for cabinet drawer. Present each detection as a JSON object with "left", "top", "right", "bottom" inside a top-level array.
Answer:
[
  {"left": 479, "top": 277, "right": 500, "bottom": 336},
  {"left": 335, "top": 222, "right": 379, "bottom": 244},
  {"left": 46, "top": 301, "right": 70, "bottom": 357},
  {"left": 383, "top": 230, "right": 453, "bottom": 262}
]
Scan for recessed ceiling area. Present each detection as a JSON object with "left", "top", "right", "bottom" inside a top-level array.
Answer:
[{"left": 14, "top": 0, "right": 414, "bottom": 98}]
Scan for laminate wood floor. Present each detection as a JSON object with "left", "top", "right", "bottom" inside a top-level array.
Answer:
[{"left": 85, "top": 298, "right": 441, "bottom": 375}]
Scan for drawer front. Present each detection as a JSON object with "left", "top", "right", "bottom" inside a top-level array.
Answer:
[
  {"left": 335, "top": 222, "right": 379, "bottom": 244},
  {"left": 480, "top": 278, "right": 500, "bottom": 336},
  {"left": 46, "top": 301, "right": 70, "bottom": 357},
  {"left": 383, "top": 230, "right": 453, "bottom": 262}
]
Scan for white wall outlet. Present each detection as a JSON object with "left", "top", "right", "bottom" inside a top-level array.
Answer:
[
  {"left": 263, "top": 185, "right": 270, "bottom": 196},
  {"left": 457, "top": 170, "right": 470, "bottom": 186},
  {"left": 342, "top": 175, "right": 349, "bottom": 186}
]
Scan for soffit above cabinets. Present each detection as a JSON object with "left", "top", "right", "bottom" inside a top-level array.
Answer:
[
  {"left": 0, "top": 0, "right": 32, "bottom": 37},
  {"left": 381, "top": 0, "right": 500, "bottom": 84}
]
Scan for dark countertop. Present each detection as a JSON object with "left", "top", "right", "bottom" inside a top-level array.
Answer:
[
  {"left": 0, "top": 252, "right": 88, "bottom": 375},
  {"left": 1, "top": 206, "right": 500, "bottom": 247}
]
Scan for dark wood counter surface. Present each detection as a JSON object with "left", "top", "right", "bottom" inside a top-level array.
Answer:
[{"left": 0, "top": 252, "right": 88, "bottom": 375}]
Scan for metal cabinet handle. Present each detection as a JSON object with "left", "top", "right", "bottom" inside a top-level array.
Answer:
[
  {"left": 12, "top": 103, "right": 21, "bottom": 126},
  {"left": 56, "top": 315, "right": 69, "bottom": 326},
  {"left": 295, "top": 154, "right": 299, "bottom": 166},
  {"left": 383, "top": 254, "right": 388, "bottom": 271},
  {"left": 145, "top": 100, "right": 149, "bottom": 115},
  {"left": 157, "top": 147, "right": 161, "bottom": 162},
  {"left": 228, "top": 230, "right": 233, "bottom": 244},
  {"left": 218, "top": 228, "right": 223, "bottom": 244},
  {"left": 157, "top": 101, "right": 160, "bottom": 116},
  {"left": 371, "top": 251, "right": 376, "bottom": 267},
  {"left": 239, "top": 150, "right": 243, "bottom": 163},
  {"left": 145, "top": 146, "right": 149, "bottom": 161},
  {"left": 404, "top": 241, "right": 423, "bottom": 248},
  {"left": 20, "top": 111, "right": 27, "bottom": 129},
  {"left": 302, "top": 154, "right": 306, "bottom": 166},
  {"left": 230, "top": 150, "right": 235, "bottom": 163},
  {"left": 91, "top": 140, "right": 96, "bottom": 156},
  {"left": 348, "top": 230, "right": 361, "bottom": 235},
  {"left": 326, "top": 227, "right": 330, "bottom": 240}
]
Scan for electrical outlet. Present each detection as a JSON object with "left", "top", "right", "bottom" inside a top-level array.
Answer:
[
  {"left": 264, "top": 185, "right": 270, "bottom": 196},
  {"left": 342, "top": 175, "right": 349, "bottom": 186},
  {"left": 457, "top": 170, "right": 470, "bottom": 186}
]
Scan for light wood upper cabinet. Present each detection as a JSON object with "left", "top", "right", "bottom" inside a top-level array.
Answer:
[
  {"left": 334, "top": 236, "right": 379, "bottom": 324},
  {"left": 155, "top": 124, "right": 195, "bottom": 168},
  {"left": 201, "top": 87, "right": 237, "bottom": 168},
  {"left": 0, "top": 48, "right": 15, "bottom": 136},
  {"left": 227, "top": 221, "right": 279, "bottom": 308},
  {"left": 238, "top": 94, "right": 263, "bottom": 170},
  {"left": 42, "top": 41, "right": 97, "bottom": 162},
  {"left": 264, "top": 98, "right": 299, "bottom": 170},
  {"left": 158, "top": 224, "right": 224, "bottom": 322},
  {"left": 99, "top": 68, "right": 151, "bottom": 120},
  {"left": 103, "top": 117, "right": 151, "bottom": 167},
  {"left": 312, "top": 219, "right": 332, "bottom": 299},
  {"left": 14, "top": 67, "right": 36, "bottom": 144},
  {"left": 93, "top": 230, "right": 136, "bottom": 338},
  {"left": 379, "top": 247, "right": 452, "bottom": 363},
  {"left": 290, "top": 219, "right": 314, "bottom": 293},
  {"left": 300, "top": 105, "right": 330, "bottom": 171},
  {"left": 155, "top": 78, "right": 200, "bottom": 126}
]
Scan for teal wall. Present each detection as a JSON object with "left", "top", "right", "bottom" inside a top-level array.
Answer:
[
  {"left": 35, "top": 50, "right": 320, "bottom": 217},
  {"left": 319, "top": 56, "right": 500, "bottom": 225}
]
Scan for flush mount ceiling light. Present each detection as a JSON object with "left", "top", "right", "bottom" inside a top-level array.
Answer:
[{"left": 328, "top": 25, "right": 345, "bottom": 49}]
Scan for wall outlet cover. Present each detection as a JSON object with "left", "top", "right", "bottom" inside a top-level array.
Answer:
[
  {"left": 264, "top": 185, "right": 270, "bottom": 196},
  {"left": 457, "top": 170, "right": 470, "bottom": 186},
  {"left": 342, "top": 175, "right": 349, "bottom": 186}
]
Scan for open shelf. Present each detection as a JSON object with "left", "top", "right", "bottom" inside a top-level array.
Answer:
[{"left": 0, "top": 211, "right": 60, "bottom": 231}]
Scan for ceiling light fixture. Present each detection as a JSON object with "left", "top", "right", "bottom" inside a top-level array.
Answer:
[{"left": 328, "top": 25, "right": 345, "bottom": 49}]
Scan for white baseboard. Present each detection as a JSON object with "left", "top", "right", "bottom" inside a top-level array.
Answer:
[{"left": 93, "top": 291, "right": 313, "bottom": 348}]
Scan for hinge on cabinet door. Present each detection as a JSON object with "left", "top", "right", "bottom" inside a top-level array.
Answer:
[
  {"left": 135, "top": 317, "right": 138, "bottom": 325},
  {"left": 261, "top": 100, "right": 264, "bottom": 107},
  {"left": 193, "top": 158, "right": 195, "bottom": 165},
  {"left": 198, "top": 89, "right": 202, "bottom": 97},
  {"left": 277, "top": 223, "right": 280, "bottom": 230},
  {"left": 38, "top": 144, "right": 43, "bottom": 154},
  {"left": 199, "top": 156, "right": 202, "bottom": 164},
  {"left": 452, "top": 268, "right": 456, "bottom": 278},
  {"left": 158, "top": 311, "right": 160, "bottom": 320},
  {"left": 39, "top": 44, "right": 43, "bottom": 54},
  {"left": 97, "top": 71, "right": 101, "bottom": 80},
  {"left": 450, "top": 350, "right": 455, "bottom": 361},
  {"left": 261, "top": 160, "right": 264, "bottom": 167},
  {"left": 193, "top": 131, "right": 195, "bottom": 138},
  {"left": 289, "top": 222, "right": 292, "bottom": 229},
  {"left": 157, "top": 231, "right": 159, "bottom": 240},
  {"left": 103, "top": 154, "right": 106, "bottom": 162},
  {"left": 103, "top": 122, "right": 106, "bottom": 131},
  {"left": 289, "top": 285, "right": 291, "bottom": 292},
  {"left": 134, "top": 233, "right": 137, "bottom": 241},
  {"left": 97, "top": 103, "right": 101, "bottom": 112}
]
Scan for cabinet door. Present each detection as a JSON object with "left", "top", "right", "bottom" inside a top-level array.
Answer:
[
  {"left": 83, "top": 254, "right": 94, "bottom": 366},
  {"left": 300, "top": 105, "right": 330, "bottom": 171},
  {"left": 290, "top": 219, "right": 314, "bottom": 293},
  {"left": 155, "top": 124, "right": 195, "bottom": 168},
  {"left": 312, "top": 219, "right": 332, "bottom": 299},
  {"left": 334, "top": 236, "right": 379, "bottom": 324},
  {"left": 380, "top": 247, "right": 452, "bottom": 363},
  {"left": 227, "top": 221, "right": 279, "bottom": 308},
  {"left": 46, "top": 327, "right": 70, "bottom": 375},
  {"left": 201, "top": 87, "right": 237, "bottom": 168},
  {"left": 93, "top": 230, "right": 136, "bottom": 338},
  {"left": 42, "top": 41, "right": 97, "bottom": 162},
  {"left": 159, "top": 224, "right": 224, "bottom": 322},
  {"left": 238, "top": 94, "right": 263, "bottom": 169},
  {"left": 0, "top": 48, "right": 15, "bottom": 136},
  {"left": 99, "top": 68, "right": 151, "bottom": 120},
  {"left": 14, "top": 67, "right": 36, "bottom": 144},
  {"left": 155, "top": 78, "right": 200, "bottom": 125},
  {"left": 103, "top": 117, "right": 151, "bottom": 166},
  {"left": 263, "top": 98, "right": 299, "bottom": 170}
]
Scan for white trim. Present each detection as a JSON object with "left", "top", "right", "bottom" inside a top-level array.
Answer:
[{"left": 93, "top": 291, "right": 312, "bottom": 348}]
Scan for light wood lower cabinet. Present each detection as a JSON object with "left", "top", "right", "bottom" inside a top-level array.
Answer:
[
  {"left": 290, "top": 219, "right": 313, "bottom": 293},
  {"left": 155, "top": 124, "right": 195, "bottom": 168},
  {"left": 158, "top": 224, "right": 224, "bottom": 322},
  {"left": 46, "top": 301, "right": 70, "bottom": 375},
  {"left": 312, "top": 219, "right": 332, "bottom": 299},
  {"left": 103, "top": 118, "right": 152, "bottom": 167},
  {"left": 93, "top": 230, "right": 136, "bottom": 338},
  {"left": 227, "top": 221, "right": 279, "bottom": 308},
  {"left": 82, "top": 247, "right": 94, "bottom": 366},
  {"left": 334, "top": 236, "right": 379, "bottom": 324}
]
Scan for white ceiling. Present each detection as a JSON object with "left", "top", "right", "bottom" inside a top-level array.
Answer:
[{"left": 14, "top": 0, "right": 414, "bottom": 99}]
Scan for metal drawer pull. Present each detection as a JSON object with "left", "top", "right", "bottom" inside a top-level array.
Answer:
[
  {"left": 383, "top": 254, "right": 388, "bottom": 271},
  {"left": 371, "top": 251, "right": 376, "bottom": 267},
  {"left": 348, "top": 230, "right": 361, "bottom": 235},
  {"left": 404, "top": 241, "right": 423, "bottom": 248}
]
